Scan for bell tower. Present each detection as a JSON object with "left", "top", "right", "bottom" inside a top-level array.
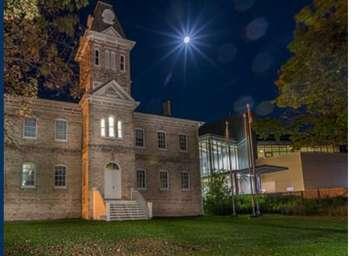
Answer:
[
  {"left": 76, "top": 1, "right": 139, "bottom": 220},
  {"left": 75, "top": 0, "right": 135, "bottom": 95}
]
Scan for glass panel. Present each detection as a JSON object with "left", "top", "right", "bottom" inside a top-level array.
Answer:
[
  {"left": 108, "top": 117, "right": 115, "bottom": 137},
  {"left": 117, "top": 120, "right": 122, "bottom": 138},
  {"left": 160, "top": 171, "right": 168, "bottom": 190},
  {"left": 100, "top": 119, "right": 106, "bottom": 137},
  {"left": 24, "top": 118, "right": 37, "bottom": 138},
  {"left": 136, "top": 170, "right": 146, "bottom": 189},
  {"left": 22, "top": 163, "right": 35, "bottom": 187},
  {"left": 54, "top": 166, "right": 66, "bottom": 187}
]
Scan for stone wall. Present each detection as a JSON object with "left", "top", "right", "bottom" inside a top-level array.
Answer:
[
  {"left": 134, "top": 112, "right": 203, "bottom": 217},
  {"left": 4, "top": 96, "right": 83, "bottom": 221}
]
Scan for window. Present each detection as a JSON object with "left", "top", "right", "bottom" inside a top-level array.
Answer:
[
  {"left": 160, "top": 171, "right": 169, "bottom": 190},
  {"left": 23, "top": 118, "right": 37, "bottom": 139},
  {"left": 157, "top": 131, "right": 167, "bottom": 149},
  {"left": 94, "top": 49, "right": 100, "bottom": 66},
  {"left": 21, "top": 162, "right": 36, "bottom": 188},
  {"left": 55, "top": 119, "right": 68, "bottom": 142},
  {"left": 110, "top": 51, "right": 116, "bottom": 70},
  {"left": 54, "top": 165, "right": 66, "bottom": 188},
  {"left": 179, "top": 134, "right": 188, "bottom": 151},
  {"left": 136, "top": 170, "right": 146, "bottom": 190},
  {"left": 100, "top": 119, "right": 106, "bottom": 137},
  {"left": 135, "top": 128, "right": 144, "bottom": 147},
  {"left": 105, "top": 50, "right": 110, "bottom": 69},
  {"left": 117, "top": 120, "right": 122, "bottom": 138},
  {"left": 120, "top": 55, "right": 125, "bottom": 72},
  {"left": 181, "top": 172, "right": 190, "bottom": 190},
  {"left": 108, "top": 116, "right": 115, "bottom": 137}
]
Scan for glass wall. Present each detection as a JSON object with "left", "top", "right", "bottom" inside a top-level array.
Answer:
[{"left": 199, "top": 135, "right": 248, "bottom": 177}]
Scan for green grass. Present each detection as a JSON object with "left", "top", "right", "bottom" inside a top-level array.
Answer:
[{"left": 5, "top": 215, "right": 347, "bottom": 256}]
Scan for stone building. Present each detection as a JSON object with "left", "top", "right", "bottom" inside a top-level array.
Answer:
[{"left": 4, "top": 1, "right": 203, "bottom": 221}]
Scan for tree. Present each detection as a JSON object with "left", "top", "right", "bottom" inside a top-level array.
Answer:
[
  {"left": 4, "top": 0, "right": 88, "bottom": 144},
  {"left": 5, "top": 0, "right": 89, "bottom": 100},
  {"left": 275, "top": 0, "right": 347, "bottom": 146}
]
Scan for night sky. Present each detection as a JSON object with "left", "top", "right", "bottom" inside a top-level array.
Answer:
[{"left": 80, "top": 0, "right": 312, "bottom": 122}]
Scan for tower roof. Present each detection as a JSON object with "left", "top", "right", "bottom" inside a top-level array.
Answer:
[{"left": 89, "top": 1, "right": 126, "bottom": 38}]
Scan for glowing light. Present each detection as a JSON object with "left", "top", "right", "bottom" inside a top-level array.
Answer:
[{"left": 183, "top": 36, "right": 191, "bottom": 44}]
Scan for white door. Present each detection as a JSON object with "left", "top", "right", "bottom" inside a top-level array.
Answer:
[{"left": 104, "top": 163, "right": 121, "bottom": 199}]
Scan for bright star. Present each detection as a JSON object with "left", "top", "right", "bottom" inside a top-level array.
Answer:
[{"left": 183, "top": 36, "right": 191, "bottom": 44}]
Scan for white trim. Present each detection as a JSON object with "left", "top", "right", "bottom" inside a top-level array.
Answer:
[
  {"left": 135, "top": 128, "right": 145, "bottom": 148},
  {"left": 21, "top": 162, "right": 36, "bottom": 189},
  {"left": 157, "top": 130, "right": 167, "bottom": 150},
  {"left": 54, "top": 118, "right": 68, "bottom": 143},
  {"left": 159, "top": 170, "right": 169, "bottom": 191},
  {"left": 136, "top": 169, "right": 147, "bottom": 191},
  {"left": 23, "top": 117, "right": 38, "bottom": 140},
  {"left": 54, "top": 164, "right": 67, "bottom": 189},
  {"left": 178, "top": 133, "right": 188, "bottom": 152},
  {"left": 181, "top": 171, "right": 191, "bottom": 191}
]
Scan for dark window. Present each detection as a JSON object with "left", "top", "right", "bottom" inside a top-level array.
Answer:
[
  {"left": 179, "top": 135, "right": 188, "bottom": 151},
  {"left": 54, "top": 166, "right": 66, "bottom": 188},
  {"left": 120, "top": 55, "right": 125, "bottom": 71},
  {"left": 136, "top": 170, "right": 146, "bottom": 189},
  {"left": 181, "top": 172, "right": 190, "bottom": 190},
  {"left": 95, "top": 50, "right": 100, "bottom": 65},
  {"left": 135, "top": 129, "right": 144, "bottom": 147},
  {"left": 157, "top": 131, "right": 167, "bottom": 149},
  {"left": 160, "top": 171, "right": 169, "bottom": 190}
]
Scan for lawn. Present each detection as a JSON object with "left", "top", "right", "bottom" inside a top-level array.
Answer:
[{"left": 5, "top": 215, "right": 347, "bottom": 256}]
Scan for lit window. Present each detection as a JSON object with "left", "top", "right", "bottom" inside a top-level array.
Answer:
[
  {"left": 54, "top": 165, "right": 66, "bottom": 188},
  {"left": 21, "top": 162, "right": 36, "bottom": 188},
  {"left": 117, "top": 120, "right": 122, "bottom": 138},
  {"left": 120, "top": 55, "right": 125, "bottom": 72},
  {"left": 181, "top": 172, "right": 190, "bottom": 190},
  {"left": 108, "top": 116, "right": 115, "bottom": 137},
  {"left": 23, "top": 118, "right": 37, "bottom": 139},
  {"left": 135, "top": 128, "right": 144, "bottom": 147},
  {"left": 157, "top": 131, "right": 167, "bottom": 149},
  {"left": 110, "top": 51, "right": 116, "bottom": 70},
  {"left": 100, "top": 118, "right": 106, "bottom": 137},
  {"left": 105, "top": 50, "right": 110, "bottom": 69},
  {"left": 160, "top": 170, "right": 169, "bottom": 190},
  {"left": 136, "top": 170, "right": 146, "bottom": 190},
  {"left": 55, "top": 119, "right": 68, "bottom": 142},
  {"left": 94, "top": 49, "right": 100, "bottom": 66},
  {"left": 179, "top": 135, "right": 188, "bottom": 151}
]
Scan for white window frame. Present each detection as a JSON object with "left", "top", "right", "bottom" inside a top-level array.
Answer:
[
  {"left": 136, "top": 169, "right": 147, "bottom": 190},
  {"left": 54, "top": 164, "right": 67, "bottom": 189},
  {"left": 94, "top": 48, "right": 100, "bottom": 66},
  {"left": 157, "top": 130, "right": 167, "bottom": 150},
  {"left": 100, "top": 118, "right": 106, "bottom": 137},
  {"left": 135, "top": 128, "right": 145, "bottom": 148},
  {"left": 55, "top": 119, "right": 68, "bottom": 142},
  {"left": 21, "top": 162, "right": 36, "bottom": 189},
  {"left": 117, "top": 120, "right": 123, "bottom": 138},
  {"left": 181, "top": 171, "right": 191, "bottom": 191},
  {"left": 159, "top": 170, "right": 169, "bottom": 191},
  {"left": 108, "top": 116, "right": 115, "bottom": 138},
  {"left": 178, "top": 134, "right": 188, "bottom": 152},
  {"left": 23, "top": 117, "right": 38, "bottom": 139},
  {"left": 120, "top": 54, "right": 126, "bottom": 72}
]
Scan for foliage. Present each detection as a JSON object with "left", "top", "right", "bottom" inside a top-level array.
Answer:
[
  {"left": 274, "top": 0, "right": 347, "bottom": 146},
  {"left": 5, "top": 216, "right": 347, "bottom": 255},
  {"left": 254, "top": 118, "right": 288, "bottom": 141},
  {"left": 203, "top": 173, "right": 233, "bottom": 215},
  {"left": 4, "top": 0, "right": 89, "bottom": 100},
  {"left": 235, "top": 195, "right": 347, "bottom": 216}
]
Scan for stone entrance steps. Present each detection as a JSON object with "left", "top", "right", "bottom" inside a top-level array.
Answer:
[{"left": 106, "top": 200, "right": 148, "bottom": 221}]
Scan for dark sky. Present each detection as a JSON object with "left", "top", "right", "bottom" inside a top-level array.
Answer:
[{"left": 81, "top": 0, "right": 312, "bottom": 122}]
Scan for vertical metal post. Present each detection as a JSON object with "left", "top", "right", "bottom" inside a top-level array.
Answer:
[
  {"left": 226, "top": 121, "right": 236, "bottom": 216},
  {"left": 247, "top": 104, "right": 260, "bottom": 216},
  {"left": 243, "top": 113, "right": 256, "bottom": 217}
]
